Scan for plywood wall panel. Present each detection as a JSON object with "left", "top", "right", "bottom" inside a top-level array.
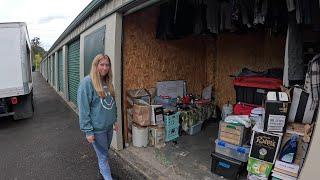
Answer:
[
  {"left": 205, "top": 38, "right": 217, "bottom": 92},
  {"left": 123, "top": 7, "right": 207, "bottom": 96},
  {"left": 215, "top": 33, "right": 285, "bottom": 107},
  {"left": 123, "top": 5, "right": 286, "bottom": 110}
]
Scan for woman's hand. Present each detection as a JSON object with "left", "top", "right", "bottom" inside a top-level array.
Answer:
[
  {"left": 86, "top": 135, "right": 95, "bottom": 143},
  {"left": 114, "top": 122, "right": 119, "bottom": 133}
]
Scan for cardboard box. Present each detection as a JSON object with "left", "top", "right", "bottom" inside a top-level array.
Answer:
[
  {"left": 274, "top": 160, "right": 299, "bottom": 177},
  {"left": 218, "top": 121, "right": 250, "bottom": 146},
  {"left": 133, "top": 104, "right": 151, "bottom": 126},
  {"left": 247, "top": 157, "right": 273, "bottom": 178},
  {"left": 264, "top": 92, "right": 290, "bottom": 132},
  {"left": 271, "top": 170, "right": 297, "bottom": 180},
  {"left": 249, "top": 130, "right": 282, "bottom": 163},
  {"left": 127, "top": 89, "right": 151, "bottom": 106}
]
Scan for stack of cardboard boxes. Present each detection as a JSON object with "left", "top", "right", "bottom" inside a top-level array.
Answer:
[
  {"left": 211, "top": 120, "right": 251, "bottom": 179},
  {"left": 126, "top": 88, "right": 167, "bottom": 148}
]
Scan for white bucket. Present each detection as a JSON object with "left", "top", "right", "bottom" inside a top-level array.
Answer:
[{"left": 132, "top": 124, "right": 148, "bottom": 147}]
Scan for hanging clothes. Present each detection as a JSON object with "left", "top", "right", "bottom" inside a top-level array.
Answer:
[
  {"left": 286, "top": 0, "right": 304, "bottom": 24},
  {"left": 283, "top": 23, "right": 305, "bottom": 85},
  {"left": 231, "top": 0, "right": 241, "bottom": 23},
  {"left": 310, "top": 0, "right": 320, "bottom": 31},
  {"left": 301, "top": 0, "right": 312, "bottom": 25},
  {"left": 156, "top": 1, "right": 176, "bottom": 40},
  {"left": 265, "top": 0, "right": 287, "bottom": 34},
  {"left": 304, "top": 54, "right": 320, "bottom": 109},
  {"left": 286, "top": 0, "right": 295, "bottom": 12},
  {"left": 231, "top": 0, "right": 248, "bottom": 31},
  {"left": 156, "top": 0, "right": 194, "bottom": 40},
  {"left": 206, "top": 0, "right": 219, "bottom": 34},
  {"left": 193, "top": 0, "right": 208, "bottom": 34},
  {"left": 220, "top": 0, "right": 233, "bottom": 31},
  {"left": 295, "top": 0, "right": 303, "bottom": 24},
  {"left": 174, "top": 0, "right": 195, "bottom": 37},
  {"left": 253, "top": 0, "right": 269, "bottom": 25},
  {"left": 240, "top": 0, "right": 255, "bottom": 28}
]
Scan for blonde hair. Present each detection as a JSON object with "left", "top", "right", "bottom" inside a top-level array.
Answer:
[{"left": 90, "top": 54, "right": 115, "bottom": 98}]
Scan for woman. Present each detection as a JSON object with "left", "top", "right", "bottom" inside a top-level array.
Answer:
[{"left": 77, "top": 54, "right": 118, "bottom": 180}]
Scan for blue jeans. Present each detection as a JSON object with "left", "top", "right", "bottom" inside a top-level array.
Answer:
[{"left": 92, "top": 129, "right": 113, "bottom": 180}]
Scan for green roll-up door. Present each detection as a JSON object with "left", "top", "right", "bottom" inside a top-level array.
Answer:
[
  {"left": 49, "top": 58, "right": 51, "bottom": 83},
  {"left": 49, "top": 58, "right": 51, "bottom": 84},
  {"left": 45, "top": 60, "right": 47, "bottom": 79},
  {"left": 52, "top": 54, "right": 55, "bottom": 87},
  {"left": 45, "top": 60, "right": 48, "bottom": 80},
  {"left": 50, "top": 59, "right": 52, "bottom": 83},
  {"left": 44, "top": 61, "right": 46, "bottom": 78},
  {"left": 58, "top": 50, "right": 64, "bottom": 92},
  {"left": 68, "top": 39, "right": 80, "bottom": 105},
  {"left": 46, "top": 60, "right": 48, "bottom": 80}
]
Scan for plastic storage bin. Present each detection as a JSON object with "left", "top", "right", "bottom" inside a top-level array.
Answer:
[
  {"left": 165, "top": 125, "right": 179, "bottom": 142},
  {"left": 215, "top": 139, "right": 250, "bottom": 162},
  {"left": 211, "top": 152, "right": 245, "bottom": 180},
  {"left": 187, "top": 121, "right": 203, "bottom": 135},
  {"left": 155, "top": 96, "right": 177, "bottom": 107},
  {"left": 164, "top": 112, "right": 180, "bottom": 127},
  {"left": 233, "top": 76, "right": 282, "bottom": 105}
]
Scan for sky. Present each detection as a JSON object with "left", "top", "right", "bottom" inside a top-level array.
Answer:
[{"left": 0, "top": 0, "right": 92, "bottom": 50}]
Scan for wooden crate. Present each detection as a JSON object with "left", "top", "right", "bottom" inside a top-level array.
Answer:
[{"left": 218, "top": 121, "right": 249, "bottom": 146}]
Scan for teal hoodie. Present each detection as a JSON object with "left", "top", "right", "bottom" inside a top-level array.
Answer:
[{"left": 77, "top": 76, "right": 117, "bottom": 136}]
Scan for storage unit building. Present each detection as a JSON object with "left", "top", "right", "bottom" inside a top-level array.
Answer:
[{"left": 38, "top": 1, "right": 320, "bottom": 178}]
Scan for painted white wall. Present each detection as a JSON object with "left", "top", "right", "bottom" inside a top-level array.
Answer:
[
  {"left": 108, "top": 13, "right": 123, "bottom": 151},
  {"left": 80, "top": 13, "right": 123, "bottom": 150}
]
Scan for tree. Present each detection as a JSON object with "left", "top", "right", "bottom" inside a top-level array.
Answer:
[
  {"left": 34, "top": 54, "right": 42, "bottom": 71},
  {"left": 31, "top": 37, "right": 40, "bottom": 47},
  {"left": 31, "top": 37, "right": 46, "bottom": 71}
]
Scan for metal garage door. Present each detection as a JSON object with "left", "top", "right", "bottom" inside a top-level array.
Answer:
[
  {"left": 52, "top": 54, "right": 55, "bottom": 87},
  {"left": 58, "top": 50, "right": 64, "bottom": 92},
  {"left": 46, "top": 59, "right": 49, "bottom": 81},
  {"left": 67, "top": 39, "right": 80, "bottom": 106},
  {"left": 44, "top": 60, "right": 46, "bottom": 79},
  {"left": 44, "top": 61, "right": 46, "bottom": 79},
  {"left": 48, "top": 58, "right": 51, "bottom": 84}
]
